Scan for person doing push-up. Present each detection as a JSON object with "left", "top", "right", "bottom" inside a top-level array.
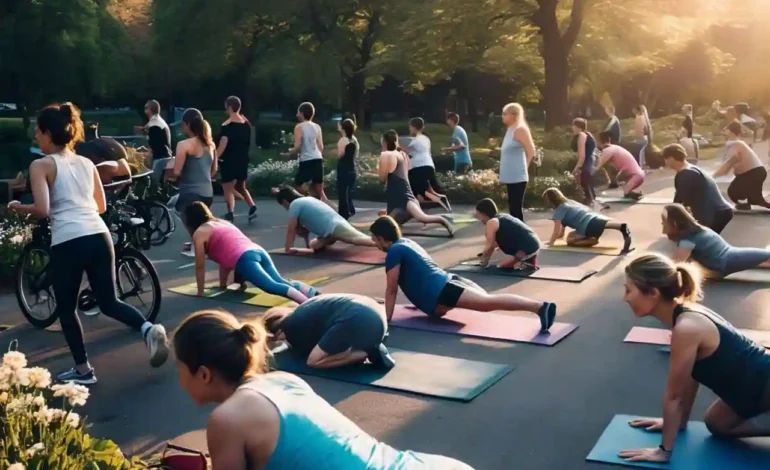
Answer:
[
  {"left": 618, "top": 254, "right": 770, "bottom": 464},
  {"left": 543, "top": 187, "right": 632, "bottom": 253},
  {"left": 370, "top": 216, "right": 556, "bottom": 332},
  {"left": 474, "top": 198, "right": 540, "bottom": 269}
]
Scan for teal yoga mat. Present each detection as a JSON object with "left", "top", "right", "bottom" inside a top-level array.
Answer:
[
  {"left": 587, "top": 414, "right": 770, "bottom": 469},
  {"left": 271, "top": 348, "right": 513, "bottom": 402}
]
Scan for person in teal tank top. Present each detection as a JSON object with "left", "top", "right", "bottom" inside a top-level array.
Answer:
[{"left": 173, "top": 309, "right": 475, "bottom": 470}]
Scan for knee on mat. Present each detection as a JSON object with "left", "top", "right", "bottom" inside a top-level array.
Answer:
[{"left": 704, "top": 416, "right": 731, "bottom": 437}]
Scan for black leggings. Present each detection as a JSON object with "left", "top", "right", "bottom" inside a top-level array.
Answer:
[
  {"left": 728, "top": 167, "right": 770, "bottom": 208},
  {"left": 337, "top": 170, "right": 356, "bottom": 219},
  {"left": 506, "top": 182, "right": 527, "bottom": 221},
  {"left": 51, "top": 232, "right": 147, "bottom": 365}
]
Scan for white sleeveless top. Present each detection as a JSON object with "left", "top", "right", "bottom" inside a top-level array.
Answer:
[
  {"left": 298, "top": 122, "right": 322, "bottom": 162},
  {"left": 48, "top": 153, "right": 109, "bottom": 246}
]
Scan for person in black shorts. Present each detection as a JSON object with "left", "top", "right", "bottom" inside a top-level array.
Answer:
[
  {"left": 217, "top": 96, "right": 257, "bottom": 222},
  {"left": 474, "top": 198, "right": 540, "bottom": 269},
  {"left": 664, "top": 143, "right": 734, "bottom": 234},
  {"left": 135, "top": 100, "right": 172, "bottom": 185},
  {"left": 74, "top": 123, "right": 132, "bottom": 183},
  {"left": 263, "top": 294, "right": 395, "bottom": 370},
  {"left": 281, "top": 102, "right": 330, "bottom": 204},
  {"left": 404, "top": 117, "right": 450, "bottom": 211}
]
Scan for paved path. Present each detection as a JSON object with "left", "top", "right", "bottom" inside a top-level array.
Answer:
[{"left": 1, "top": 169, "right": 769, "bottom": 469}]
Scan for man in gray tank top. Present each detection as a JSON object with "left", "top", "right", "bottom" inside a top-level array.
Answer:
[{"left": 281, "top": 102, "right": 330, "bottom": 205}]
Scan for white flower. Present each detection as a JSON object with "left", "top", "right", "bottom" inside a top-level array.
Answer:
[
  {"left": 25, "top": 442, "right": 44, "bottom": 458},
  {"left": 33, "top": 395, "right": 45, "bottom": 407},
  {"left": 8, "top": 463, "right": 25, "bottom": 470},
  {"left": 51, "top": 383, "right": 89, "bottom": 407},
  {"left": 64, "top": 412, "right": 80, "bottom": 428},
  {"left": 27, "top": 368, "right": 51, "bottom": 389},
  {"left": 9, "top": 234, "right": 23, "bottom": 244},
  {"left": 48, "top": 408, "right": 66, "bottom": 422},
  {"left": 6, "top": 398, "right": 26, "bottom": 415},
  {"left": 0, "top": 392, "right": 8, "bottom": 403},
  {"left": 34, "top": 406, "right": 53, "bottom": 425},
  {"left": 3, "top": 352, "right": 27, "bottom": 370}
]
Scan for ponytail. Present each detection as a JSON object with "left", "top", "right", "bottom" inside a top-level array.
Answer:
[
  {"left": 182, "top": 108, "right": 213, "bottom": 148},
  {"left": 625, "top": 254, "right": 703, "bottom": 302}
]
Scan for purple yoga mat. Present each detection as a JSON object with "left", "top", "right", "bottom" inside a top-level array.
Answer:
[
  {"left": 269, "top": 246, "right": 385, "bottom": 265},
  {"left": 391, "top": 305, "right": 578, "bottom": 346}
]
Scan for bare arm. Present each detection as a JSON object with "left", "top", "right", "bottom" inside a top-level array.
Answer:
[
  {"left": 337, "top": 137, "right": 349, "bottom": 157},
  {"left": 378, "top": 152, "right": 393, "bottom": 183},
  {"left": 306, "top": 346, "right": 367, "bottom": 368},
  {"left": 216, "top": 136, "right": 229, "bottom": 161},
  {"left": 193, "top": 230, "right": 208, "bottom": 296},
  {"left": 284, "top": 217, "right": 298, "bottom": 252},
  {"left": 210, "top": 144, "right": 218, "bottom": 177},
  {"left": 283, "top": 126, "right": 302, "bottom": 157},
  {"left": 672, "top": 246, "right": 693, "bottom": 263},
  {"left": 480, "top": 219, "right": 499, "bottom": 266},
  {"left": 595, "top": 148, "right": 612, "bottom": 173},
  {"left": 115, "top": 159, "right": 132, "bottom": 178},
  {"left": 172, "top": 142, "right": 188, "bottom": 179},
  {"left": 515, "top": 126, "right": 536, "bottom": 166},
  {"left": 13, "top": 159, "right": 51, "bottom": 218},
  {"left": 207, "top": 411, "right": 248, "bottom": 470},
  {"left": 574, "top": 133, "right": 587, "bottom": 173},
  {"left": 385, "top": 265, "right": 400, "bottom": 322},
  {"left": 547, "top": 220, "right": 564, "bottom": 245},
  {"left": 712, "top": 148, "right": 738, "bottom": 178},
  {"left": 315, "top": 124, "right": 324, "bottom": 153},
  {"left": 92, "top": 166, "right": 107, "bottom": 215}
]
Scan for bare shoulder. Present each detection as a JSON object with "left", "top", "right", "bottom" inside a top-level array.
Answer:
[
  {"left": 672, "top": 310, "right": 711, "bottom": 339},
  {"left": 210, "top": 387, "right": 279, "bottom": 432}
]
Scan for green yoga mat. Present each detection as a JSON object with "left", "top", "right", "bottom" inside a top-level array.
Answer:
[
  {"left": 169, "top": 277, "right": 329, "bottom": 307},
  {"left": 272, "top": 348, "right": 513, "bottom": 401}
]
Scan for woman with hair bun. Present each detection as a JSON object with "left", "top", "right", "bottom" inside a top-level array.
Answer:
[
  {"left": 618, "top": 254, "right": 770, "bottom": 463},
  {"left": 173, "top": 309, "right": 474, "bottom": 470}
]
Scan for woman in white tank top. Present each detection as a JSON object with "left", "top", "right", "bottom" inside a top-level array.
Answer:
[
  {"left": 7, "top": 102, "right": 169, "bottom": 386},
  {"left": 281, "top": 102, "right": 330, "bottom": 205}
]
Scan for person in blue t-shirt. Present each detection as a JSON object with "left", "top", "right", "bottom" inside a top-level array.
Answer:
[
  {"left": 369, "top": 216, "right": 556, "bottom": 332},
  {"left": 443, "top": 113, "right": 473, "bottom": 174}
]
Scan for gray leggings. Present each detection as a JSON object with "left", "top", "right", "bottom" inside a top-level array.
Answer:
[{"left": 723, "top": 248, "right": 770, "bottom": 276}]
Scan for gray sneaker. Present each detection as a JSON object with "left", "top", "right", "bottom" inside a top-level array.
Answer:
[{"left": 145, "top": 324, "right": 169, "bottom": 368}]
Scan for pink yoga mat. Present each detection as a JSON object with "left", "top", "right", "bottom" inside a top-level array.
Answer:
[
  {"left": 269, "top": 246, "right": 385, "bottom": 265},
  {"left": 391, "top": 305, "right": 578, "bottom": 346},
  {"left": 624, "top": 326, "right": 770, "bottom": 348}
]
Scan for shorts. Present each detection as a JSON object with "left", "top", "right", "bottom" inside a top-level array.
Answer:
[
  {"left": 435, "top": 275, "right": 482, "bottom": 312},
  {"left": 319, "top": 311, "right": 385, "bottom": 354},
  {"left": 584, "top": 217, "right": 608, "bottom": 239},
  {"left": 330, "top": 222, "right": 370, "bottom": 244},
  {"left": 295, "top": 159, "right": 324, "bottom": 185},
  {"left": 220, "top": 157, "right": 249, "bottom": 184},
  {"left": 176, "top": 193, "right": 213, "bottom": 222},
  {"left": 408, "top": 166, "right": 440, "bottom": 197}
]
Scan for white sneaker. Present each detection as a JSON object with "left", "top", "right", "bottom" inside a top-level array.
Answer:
[{"left": 145, "top": 324, "right": 169, "bottom": 368}]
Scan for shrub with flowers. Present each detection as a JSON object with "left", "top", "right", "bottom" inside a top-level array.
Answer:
[
  {"left": 0, "top": 347, "right": 147, "bottom": 469},
  {"left": 0, "top": 210, "right": 31, "bottom": 290}
]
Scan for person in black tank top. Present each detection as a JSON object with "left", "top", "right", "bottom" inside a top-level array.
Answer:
[
  {"left": 619, "top": 254, "right": 770, "bottom": 464},
  {"left": 474, "top": 198, "right": 540, "bottom": 269},
  {"left": 217, "top": 96, "right": 257, "bottom": 223}
]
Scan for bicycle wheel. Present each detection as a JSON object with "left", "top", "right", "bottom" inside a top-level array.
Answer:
[
  {"left": 15, "top": 242, "right": 58, "bottom": 329},
  {"left": 148, "top": 201, "right": 174, "bottom": 246},
  {"left": 115, "top": 247, "right": 161, "bottom": 323}
]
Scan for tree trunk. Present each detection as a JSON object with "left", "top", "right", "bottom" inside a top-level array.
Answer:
[
  {"left": 467, "top": 97, "right": 479, "bottom": 133},
  {"left": 18, "top": 103, "right": 30, "bottom": 132}
]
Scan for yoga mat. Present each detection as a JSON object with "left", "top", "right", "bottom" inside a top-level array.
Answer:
[
  {"left": 450, "top": 261, "right": 597, "bottom": 283},
  {"left": 400, "top": 222, "right": 471, "bottom": 238},
  {"left": 624, "top": 326, "right": 770, "bottom": 348},
  {"left": 271, "top": 348, "right": 513, "bottom": 402},
  {"left": 719, "top": 269, "right": 770, "bottom": 283},
  {"left": 352, "top": 218, "right": 476, "bottom": 229},
  {"left": 586, "top": 414, "right": 770, "bottom": 469},
  {"left": 597, "top": 196, "right": 670, "bottom": 205},
  {"left": 168, "top": 277, "right": 329, "bottom": 307},
  {"left": 734, "top": 206, "right": 770, "bottom": 216},
  {"left": 268, "top": 246, "right": 385, "bottom": 265},
  {"left": 544, "top": 240, "right": 633, "bottom": 256},
  {"left": 391, "top": 305, "right": 578, "bottom": 346}
]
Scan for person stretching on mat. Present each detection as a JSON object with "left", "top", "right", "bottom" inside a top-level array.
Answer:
[
  {"left": 404, "top": 117, "right": 450, "bottom": 211},
  {"left": 173, "top": 310, "right": 475, "bottom": 470},
  {"left": 661, "top": 203, "right": 770, "bottom": 278},
  {"left": 474, "top": 198, "right": 540, "bottom": 270},
  {"left": 618, "top": 253, "right": 770, "bottom": 464},
  {"left": 571, "top": 118, "right": 606, "bottom": 209},
  {"left": 595, "top": 131, "right": 645, "bottom": 200},
  {"left": 263, "top": 294, "right": 394, "bottom": 370},
  {"left": 543, "top": 187, "right": 632, "bottom": 253},
  {"left": 369, "top": 216, "right": 556, "bottom": 332},
  {"left": 664, "top": 143, "right": 734, "bottom": 234},
  {"left": 184, "top": 202, "right": 316, "bottom": 303},
  {"left": 678, "top": 104, "right": 699, "bottom": 162},
  {"left": 377, "top": 130, "right": 454, "bottom": 235},
  {"left": 714, "top": 120, "right": 770, "bottom": 211},
  {"left": 275, "top": 186, "right": 376, "bottom": 252}
]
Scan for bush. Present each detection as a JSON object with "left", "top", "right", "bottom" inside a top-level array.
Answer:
[{"left": 0, "top": 210, "right": 31, "bottom": 288}]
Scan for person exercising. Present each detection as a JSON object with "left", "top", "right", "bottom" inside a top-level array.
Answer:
[
  {"left": 543, "top": 187, "right": 632, "bottom": 253},
  {"left": 443, "top": 113, "right": 473, "bottom": 174},
  {"left": 281, "top": 102, "right": 329, "bottom": 204},
  {"left": 618, "top": 253, "right": 770, "bottom": 464},
  {"left": 595, "top": 131, "right": 645, "bottom": 199},
  {"left": 474, "top": 198, "right": 540, "bottom": 269},
  {"left": 369, "top": 216, "right": 556, "bottom": 332},
  {"left": 714, "top": 120, "right": 770, "bottom": 210},
  {"left": 405, "top": 117, "right": 449, "bottom": 210},
  {"left": 661, "top": 204, "right": 770, "bottom": 278},
  {"left": 664, "top": 143, "right": 734, "bottom": 234},
  {"left": 74, "top": 123, "right": 132, "bottom": 183},
  {"left": 678, "top": 104, "right": 699, "bottom": 162},
  {"left": 275, "top": 187, "right": 375, "bottom": 252},
  {"left": 134, "top": 100, "right": 172, "bottom": 185},
  {"left": 263, "top": 294, "right": 394, "bottom": 370}
]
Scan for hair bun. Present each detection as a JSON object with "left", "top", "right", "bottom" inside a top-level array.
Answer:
[
  {"left": 238, "top": 323, "right": 261, "bottom": 344},
  {"left": 59, "top": 103, "right": 75, "bottom": 121}
]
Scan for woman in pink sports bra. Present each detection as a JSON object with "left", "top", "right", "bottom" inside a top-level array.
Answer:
[
  {"left": 184, "top": 202, "right": 317, "bottom": 303},
  {"left": 595, "top": 131, "right": 645, "bottom": 199}
]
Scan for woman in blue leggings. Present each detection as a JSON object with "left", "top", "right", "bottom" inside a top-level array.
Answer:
[
  {"left": 662, "top": 204, "right": 770, "bottom": 277},
  {"left": 184, "top": 202, "right": 317, "bottom": 303}
]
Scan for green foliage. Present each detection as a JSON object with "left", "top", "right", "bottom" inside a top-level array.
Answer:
[{"left": 0, "top": 210, "right": 30, "bottom": 288}]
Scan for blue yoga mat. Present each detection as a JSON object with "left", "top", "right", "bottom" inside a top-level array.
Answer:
[
  {"left": 272, "top": 348, "right": 513, "bottom": 402},
  {"left": 587, "top": 414, "right": 770, "bottom": 469}
]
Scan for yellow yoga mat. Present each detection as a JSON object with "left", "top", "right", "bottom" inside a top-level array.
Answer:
[
  {"left": 543, "top": 240, "right": 632, "bottom": 256},
  {"left": 169, "top": 277, "right": 330, "bottom": 307}
]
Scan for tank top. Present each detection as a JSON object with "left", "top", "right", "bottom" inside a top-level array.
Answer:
[
  {"left": 238, "top": 373, "right": 473, "bottom": 470},
  {"left": 337, "top": 136, "right": 359, "bottom": 173},
  {"left": 206, "top": 221, "right": 259, "bottom": 270},
  {"left": 494, "top": 214, "right": 539, "bottom": 256},
  {"left": 386, "top": 152, "right": 416, "bottom": 212},
  {"left": 499, "top": 126, "right": 528, "bottom": 184},
  {"left": 177, "top": 151, "right": 213, "bottom": 198},
  {"left": 582, "top": 133, "right": 596, "bottom": 173},
  {"left": 299, "top": 121, "right": 323, "bottom": 162},
  {"left": 48, "top": 153, "right": 109, "bottom": 246},
  {"left": 673, "top": 304, "right": 770, "bottom": 418}
]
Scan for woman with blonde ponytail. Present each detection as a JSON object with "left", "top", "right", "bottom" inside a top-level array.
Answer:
[{"left": 619, "top": 253, "right": 770, "bottom": 464}]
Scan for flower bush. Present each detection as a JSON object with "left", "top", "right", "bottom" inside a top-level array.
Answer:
[
  {"left": 0, "top": 347, "right": 147, "bottom": 469},
  {"left": 0, "top": 211, "right": 31, "bottom": 290}
]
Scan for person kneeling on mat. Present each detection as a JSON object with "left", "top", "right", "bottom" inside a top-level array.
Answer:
[
  {"left": 173, "top": 310, "right": 475, "bottom": 469},
  {"left": 263, "top": 294, "right": 394, "bottom": 370},
  {"left": 662, "top": 204, "right": 770, "bottom": 278},
  {"left": 474, "top": 198, "right": 540, "bottom": 269},
  {"left": 594, "top": 131, "right": 645, "bottom": 200},
  {"left": 619, "top": 254, "right": 770, "bottom": 463},
  {"left": 185, "top": 202, "right": 317, "bottom": 303},
  {"left": 714, "top": 120, "right": 770, "bottom": 211},
  {"left": 370, "top": 216, "right": 556, "bottom": 332},
  {"left": 275, "top": 186, "right": 376, "bottom": 252},
  {"left": 543, "top": 187, "right": 632, "bottom": 253}
]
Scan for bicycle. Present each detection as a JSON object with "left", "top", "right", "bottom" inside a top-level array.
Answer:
[{"left": 14, "top": 176, "right": 162, "bottom": 330}]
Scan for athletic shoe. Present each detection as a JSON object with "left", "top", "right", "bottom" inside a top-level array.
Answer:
[
  {"left": 248, "top": 206, "right": 258, "bottom": 222},
  {"left": 440, "top": 215, "right": 455, "bottom": 238},
  {"left": 145, "top": 324, "right": 169, "bottom": 368},
  {"left": 439, "top": 195, "right": 452, "bottom": 213},
  {"left": 368, "top": 343, "right": 396, "bottom": 370},
  {"left": 537, "top": 302, "right": 556, "bottom": 333},
  {"left": 736, "top": 202, "right": 752, "bottom": 211},
  {"left": 223, "top": 212, "right": 234, "bottom": 222},
  {"left": 56, "top": 368, "right": 97, "bottom": 385},
  {"left": 620, "top": 223, "right": 633, "bottom": 253},
  {"left": 625, "top": 192, "right": 643, "bottom": 201}
]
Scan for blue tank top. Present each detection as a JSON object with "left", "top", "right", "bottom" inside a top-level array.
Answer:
[
  {"left": 673, "top": 304, "right": 770, "bottom": 418},
  {"left": 242, "top": 373, "right": 473, "bottom": 470},
  {"left": 499, "top": 126, "right": 528, "bottom": 184}
]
